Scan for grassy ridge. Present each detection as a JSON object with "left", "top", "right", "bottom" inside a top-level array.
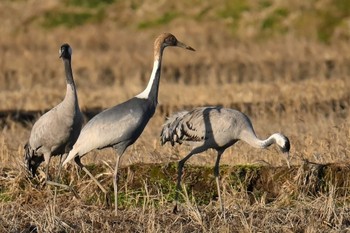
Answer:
[{"left": 1, "top": 162, "right": 350, "bottom": 232}]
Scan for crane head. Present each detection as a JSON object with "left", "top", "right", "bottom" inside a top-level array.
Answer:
[
  {"left": 156, "top": 33, "right": 195, "bottom": 51},
  {"left": 59, "top": 43, "right": 73, "bottom": 59},
  {"left": 24, "top": 143, "right": 44, "bottom": 177},
  {"left": 278, "top": 134, "right": 291, "bottom": 168}
]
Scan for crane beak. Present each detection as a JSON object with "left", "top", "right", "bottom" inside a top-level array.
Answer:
[
  {"left": 284, "top": 152, "right": 290, "bottom": 169},
  {"left": 24, "top": 160, "right": 33, "bottom": 177},
  {"left": 176, "top": 41, "right": 195, "bottom": 51}
]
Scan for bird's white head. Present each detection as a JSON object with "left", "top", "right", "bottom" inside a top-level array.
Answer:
[{"left": 59, "top": 43, "right": 72, "bottom": 59}]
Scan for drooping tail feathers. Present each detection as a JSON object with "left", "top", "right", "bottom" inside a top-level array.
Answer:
[
  {"left": 160, "top": 111, "right": 188, "bottom": 146},
  {"left": 62, "top": 146, "right": 79, "bottom": 166}
]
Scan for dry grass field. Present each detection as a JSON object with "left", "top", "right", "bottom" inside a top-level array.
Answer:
[{"left": 0, "top": 0, "right": 350, "bottom": 232}]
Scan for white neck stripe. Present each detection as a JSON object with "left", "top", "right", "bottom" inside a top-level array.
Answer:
[{"left": 136, "top": 60, "right": 160, "bottom": 99}]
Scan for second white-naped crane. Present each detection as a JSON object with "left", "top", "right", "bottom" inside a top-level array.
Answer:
[
  {"left": 160, "top": 106, "right": 290, "bottom": 213},
  {"left": 62, "top": 33, "right": 195, "bottom": 215},
  {"left": 24, "top": 44, "right": 83, "bottom": 187}
]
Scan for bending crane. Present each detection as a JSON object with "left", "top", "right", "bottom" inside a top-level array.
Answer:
[{"left": 160, "top": 106, "right": 290, "bottom": 213}]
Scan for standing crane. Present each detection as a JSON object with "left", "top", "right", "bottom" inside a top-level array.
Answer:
[
  {"left": 160, "top": 106, "right": 291, "bottom": 213},
  {"left": 24, "top": 44, "right": 83, "bottom": 187},
  {"left": 62, "top": 33, "right": 195, "bottom": 215}
]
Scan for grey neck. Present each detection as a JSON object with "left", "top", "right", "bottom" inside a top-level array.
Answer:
[{"left": 63, "top": 58, "right": 75, "bottom": 87}]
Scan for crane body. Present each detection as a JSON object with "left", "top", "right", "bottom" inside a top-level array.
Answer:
[
  {"left": 160, "top": 106, "right": 290, "bottom": 213},
  {"left": 24, "top": 44, "right": 83, "bottom": 182}
]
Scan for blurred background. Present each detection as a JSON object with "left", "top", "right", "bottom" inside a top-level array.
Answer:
[{"left": 0, "top": 0, "right": 349, "bottom": 167}]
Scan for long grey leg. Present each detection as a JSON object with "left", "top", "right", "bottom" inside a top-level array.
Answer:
[
  {"left": 173, "top": 146, "right": 206, "bottom": 214},
  {"left": 56, "top": 153, "right": 68, "bottom": 182},
  {"left": 113, "top": 155, "right": 121, "bottom": 216},
  {"left": 43, "top": 153, "right": 51, "bottom": 182},
  {"left": 45, "top": 180, "right": 80, "bottom": 199},
  {"left": 44, "top": 153, "right": 80, "bottom": 199},
  {"left": 214, "top": 149, "right": 224, "bottom": 212},
  {"left": 74, "top": 156, "right": 107, "bottom": 194}
]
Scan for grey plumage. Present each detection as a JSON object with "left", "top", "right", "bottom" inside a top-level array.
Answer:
[
  {"left": 160, "top": 106, "right": 290, "bottom": 213},
  {"left": 62, "top": 33, "right": 195, "bottom": 215},
  {"left": 24, "top": 44, "right": 83, "bottom": 181}
]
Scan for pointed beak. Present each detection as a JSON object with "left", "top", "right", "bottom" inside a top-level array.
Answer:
[
  {"left": 28, "top": 161, "right": 38, "bottom": 177},
  {"left": 176, "top": 41, "right": 195, "bottom": 51},
  {"left": 284, "top": 152, "right": 290, "bottom": 168},
  {"left": 24, "top": 161, "right": 35, "bottom": 177},
  {"left": 31, "top": 167, "right": 36, "bottom": 177}
]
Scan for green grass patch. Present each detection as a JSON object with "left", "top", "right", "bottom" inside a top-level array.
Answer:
[
  {"left": 0, "top": 189, "right": 12, "bottom": 202},
  {"left": 41, "top": 9, "right": 105, "bottom": 28},
  {"left": 65, "top": 0, "right": 115, "bottom": 8},
  {"left": 230, "top": 164, "right": 260, "bottom": 184},
  {"left": 138, "top": 12, "right": 179, "bottom": 29},
  {"left": 195, "top": 6, "right": 212, "bottom": 21},
  {"left": 39, "top": 0, "right": 114, "bottom": 29},
  {"left": 258, "top": 0, "right": 272, "bottom": 9},
  {"left": 293, "top": 0, "right": 350, "bottom": 43},
  {"left": 316, "top": 0, "right": 350, "bottom": 43},
  {"left": 334, "top": 0, "right": 350, "bottom": 14},
  {"left": 317, "top": 13, "right": 341, "bottom": 43},
  {"left": 261, "top": 8, "right": 289, "bottom": 32},
  {"left": 217, "top": 0, "right": 249, "bottom": 33},
  {"left": 218, "top": 0, "right": 249, "bottom": 20}
]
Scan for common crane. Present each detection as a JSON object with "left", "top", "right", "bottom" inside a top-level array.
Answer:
[
  {"left": 62, "top": 33, "right": 195, "bottom": 215},
  {"left": 160, "top": 106, "right": 290, "bottom": 213},
  {"left": 24, "top": 44, "right": 83, "bottom": 187}
]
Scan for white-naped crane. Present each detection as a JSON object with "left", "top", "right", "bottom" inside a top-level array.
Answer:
[
  {"left": 62, "top": 33, "right": 195, "bottom": 215},
  {"left": 24, "top": 44, "right": 83, "bottom": 190},
  {"left": 160, "top": 106, "right": 290, "bottom": 213}
]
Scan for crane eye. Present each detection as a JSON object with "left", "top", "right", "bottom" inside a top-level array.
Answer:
[{"left": 165, "top": 35, "right": 177, "bottom": 45}]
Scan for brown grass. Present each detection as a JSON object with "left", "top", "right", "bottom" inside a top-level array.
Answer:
[{"left": 0, "top": 0, "right": 350, "bottom": 232}]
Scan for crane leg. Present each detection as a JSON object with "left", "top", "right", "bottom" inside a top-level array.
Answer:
[
  {"left": 74, "top": 157, "right": 107, "bottom": 194},
  {"left": 173, "top": 148, "right": 203, "bottom": 214},
  {"left": 45, "top": 180, "right": 80, "bottom": 199},
  {"left": 43, "top": 153, "right": 80, "bottom": 199},
  {"left": 44, "top": 153, "right": 52, "bottom": 182},
  {"left": 214, "top": 150, "right": 224, "bottom": 213},
  {"left": 113, "top": 155, "right": 121, "bottom": 216},
  {"left": 56, "top": 153, "right": 68, "bottom": 182}
]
